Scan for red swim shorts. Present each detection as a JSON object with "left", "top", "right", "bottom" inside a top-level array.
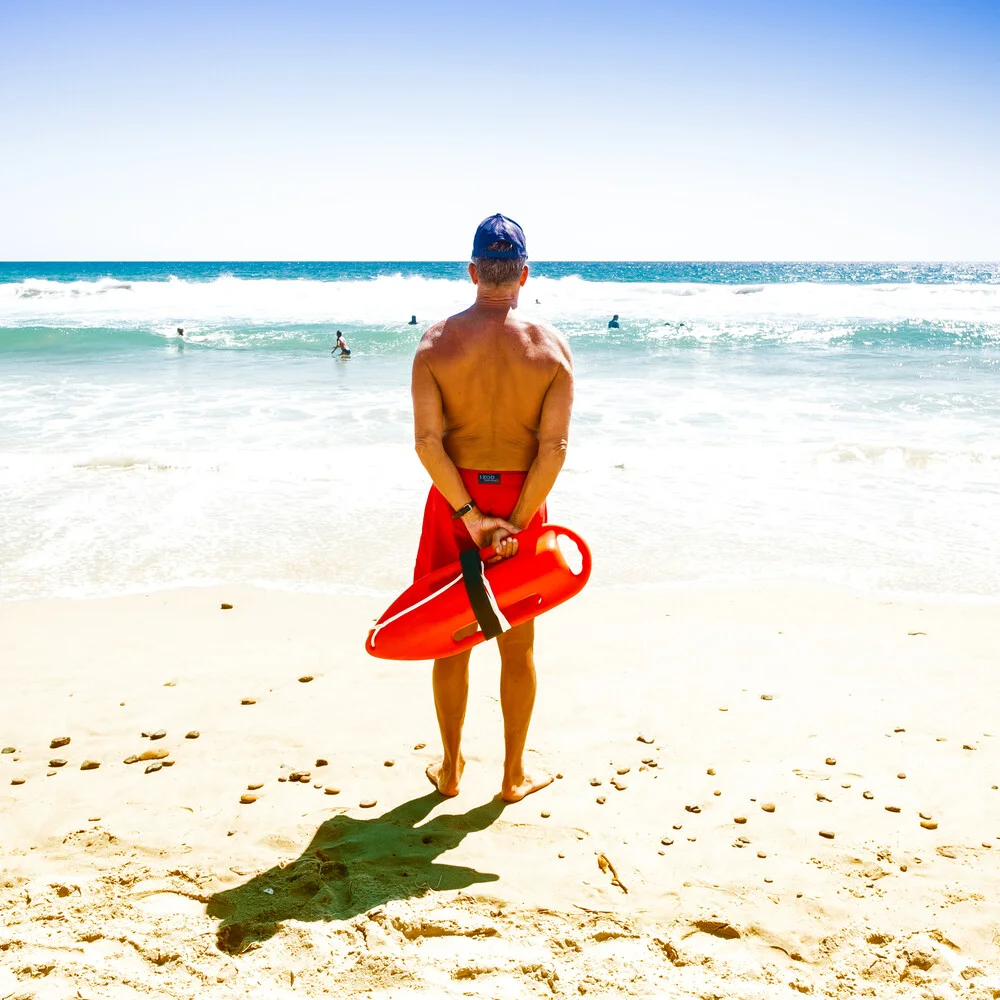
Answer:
[{"left": 413, "top": 469, "right": 548, "bottom": 581}]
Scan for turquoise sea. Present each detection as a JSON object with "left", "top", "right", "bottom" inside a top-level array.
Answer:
[{"left": 2, "top": 261, "right": 999, "bottom": 600}]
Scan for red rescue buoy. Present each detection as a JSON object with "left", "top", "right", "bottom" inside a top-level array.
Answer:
[{"left": 366, "top": 524, "right": 591, "bottom": 661}]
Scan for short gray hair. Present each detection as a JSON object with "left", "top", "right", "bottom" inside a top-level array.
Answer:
[{"left": 472, "top": 240, "right": 526, "bottom": 287}]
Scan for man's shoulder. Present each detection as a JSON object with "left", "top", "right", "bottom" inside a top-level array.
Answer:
[{"left": 514, "top": 316, "right": 572, "bottom": 364}]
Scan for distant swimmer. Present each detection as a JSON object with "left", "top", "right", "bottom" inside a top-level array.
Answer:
[
  {"left": 176, "top": 327, "right": 184, "bottom": 337},
  {"left": 607, "top": 314, "right": 620, "bottom": 329},
  {"left": 408, "top": 315, "right": 418, "bottom": 325},
  {"left": 331, "top": 330, "right": 351, "bottom": 357}
]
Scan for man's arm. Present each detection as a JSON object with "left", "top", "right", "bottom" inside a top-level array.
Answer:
[
  {"left": 508, "top": 354, "right": 574, "bottom": 530},
  {"left": 412, "top": 342, "right": 517, "bottom": 550}
]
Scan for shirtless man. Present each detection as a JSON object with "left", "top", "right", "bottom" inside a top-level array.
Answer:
[{"left": 411, "top": 213, "right": 573, "bottom": 802}]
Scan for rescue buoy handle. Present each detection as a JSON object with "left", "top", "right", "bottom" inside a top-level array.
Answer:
[{"left": 479, "top": 525, "right": 592, "bottom": 583}]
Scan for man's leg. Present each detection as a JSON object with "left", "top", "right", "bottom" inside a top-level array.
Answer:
[
  {"left": 427, "top": 649, "right": 472, "bottom": 796},
  {"left": 497, "top": 620, "right": 553, "bottom": 802}
]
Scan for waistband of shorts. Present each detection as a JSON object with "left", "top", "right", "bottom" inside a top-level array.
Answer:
[{"left": 458, "top": 468, "right": 529, "bottom": 487}]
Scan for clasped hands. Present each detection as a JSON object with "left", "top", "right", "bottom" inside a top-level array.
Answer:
[{"left": 461, "top": 508, "right": 520, "bottom": 562}]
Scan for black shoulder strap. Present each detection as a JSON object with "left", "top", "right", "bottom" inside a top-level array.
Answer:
[{"left": 459, "top": 548, "right": 504, "bottom": 641}]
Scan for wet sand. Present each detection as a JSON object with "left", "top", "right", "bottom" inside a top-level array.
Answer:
[{"left": 1, "top": 584, "right": 999, "bottom": 998}]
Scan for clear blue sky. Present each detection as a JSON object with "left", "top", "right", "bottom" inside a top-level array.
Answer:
[{"left": 1, "top": 0, "right": 997, "bottom": 259}]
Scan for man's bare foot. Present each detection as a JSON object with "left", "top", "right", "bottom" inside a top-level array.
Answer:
[
  {"left": 426, "top": 757, "right": 464, "bottom": 797},
  {"left": 501, "top": 771, "right": 553, "bottom": 803}
]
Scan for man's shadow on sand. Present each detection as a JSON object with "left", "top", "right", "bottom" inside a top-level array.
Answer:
[{"left": 207, "top": 792, "right": 505, "bottom": 954}]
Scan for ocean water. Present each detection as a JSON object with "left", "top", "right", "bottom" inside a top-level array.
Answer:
[{"left": 2, "top": 261, "right": 999, "bottom": 602}]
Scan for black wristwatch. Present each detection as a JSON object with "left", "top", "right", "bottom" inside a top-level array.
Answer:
[{"left": 451, "top": 501, "right": 475, "bottom": 520}]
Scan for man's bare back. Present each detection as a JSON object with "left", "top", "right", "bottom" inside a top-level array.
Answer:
[{"left": 415, "top": 305, "right": 571, "bottom": 473}]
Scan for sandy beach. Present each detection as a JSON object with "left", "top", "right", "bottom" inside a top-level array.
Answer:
[{"left": 2, "top": 584, "right": 999, "bottom": 998}]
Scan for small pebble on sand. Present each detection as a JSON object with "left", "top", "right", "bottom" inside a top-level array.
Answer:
[
  {"left": 384, "top": 760, "right": 395, "bottom": 767},
  {"left": 707, "top": 768, "right": 716, "bottom": 776},
  {"left": 636, "top": 734, "right": 654, "bottom": 744},
  {"left": 278, "top": 776, "right": 287, "bottom": 782},
  {"left": 162, "top": 760, "right": 175, "bottom": 767},
  {"left": 894, "top": 727, "right": 906, "bottom": 733},
  {"left": 612, "top": 780, "right": 627, "bottom": 791},
  {"left": 558, "top": 852, "right": 565, "bottom": 858},
  {"left": 685, "top": 805, "right": 701, "bottom": 814},
  {"left": 761, "top": 694, "right": 773, "bottom": 701},
  {"left": 616, "top": 767, "right": 630, "bottom": 775},
  {"left": 661, "top": 838, "right": 674, "bottom": 846},
  {"left": 315, "top": 758, "right": 328, "bottom": 767},
  {"left": 556, "top": 773, "right": 563, "bottom": 779},
  {"left": 920, "top": 820, "right": 938, "bottom": 830},
  {"left": 687, "top": 836, "right": 697, "bottom": 842},
  {"left": 324, "top": 787, "right": 340, "bottom": 795},
  {"left": 761, "top": 802, "right": 776, "bottom": 813},
  {"left": 298, "top": 675, "right": 314, "bottom": 683},
  {"left": 540, "top": 811, "right": 550, "bottom": 818},
  {"left": 149, "top": 730, "right": 166, "bottom": 740},
  {"left": 50, "top": 736, "right": 71, "bottom": 749},
  {"left": 825, "top": 757, "right": 837, "bottom": 766},
  {"left": 413, "top": 742, "right": 426, "bottom": 750},
  {"left": 247, "top": 783, "right": 263, "bottom": 790},
  {"left": 47, "top": 770, "right": 56, "bottom": 776},
  {"left": 672, "top": 824, "right": 683, "bottom": 830},
  {"left": 919, "top": 811, "right": 932, "bottom": 820},
  {"left": 863, "top": 790, "right": 874, "bottom": 800},
  {"left": 11, "top": 778, "right": 25, "bottom": 785},
  {"left": 764, "top": 877, "right": 773, "bottom": 883},
  {"left": 313, "top": 783, "right": 322, "bottom": 789},
  {"left": 590, "top": 778, "right": 602, "bottom": 786},
  {"left": 145, "top": 762, "right": 162, "bottom": 774},
  {"left": 819, "top": 830, "right": 835, "bottom": 839},
  {"left": 719, "top": 707, "right": 728, "bottom": 712},
  {"left": 88, "top": 816, "right": 100, "bottom": 822},
  {"left": 596, "top": 796, "right": 606, "bottom": 805},
  {"left": 359, "top": 799, "right": 377, "bottom": 809},
  {"left": 983, "top": 842, "right": 992, "bottom": 849},
  {"left": 713, "top": 790, "right": 721, "bottom": 796},
  {"left": 897, "top": 772, "right": 906, "bottom": 779},
  {"left": 900, "top": 864, "right": 908, "bottom": 871},
  {"left": 80, "top": 760, "right": 100, "bottom": 770},
  {"left": 1, "top": 747, "right": 14, "bottom": 754},
  {"left": 240, "top": 793, "right": 257, "bottom": 804},
  {"left": 220, "top": 603, "right": 233, "bottom": 610},
  {"left": 49, "top": 758, "right": 67, "bottom": 768},
  {"left": 734, "top": 816, "right": 747, "bottom": 824},
  {"left": 885, "top": 805, "right": 901, "bottom": 813},
  {"left": 185, "top": 731, "right": 200, "bottom": 739},
  {"left": 757, "top": 851, "right": 767, "bottom": 858},
  {"left": 241, "top": 698, "right": 256, "bottom": 705}
]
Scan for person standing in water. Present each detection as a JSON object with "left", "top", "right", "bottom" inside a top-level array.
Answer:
[
  {"left": 331, "top": 330, "right": 351, "bottom": 357},
  {"left": 411, "top": 213, "right": 573, "bottom": 802},
  {"left": 607, "top": 314, "right": 620, "bottom": 329}
]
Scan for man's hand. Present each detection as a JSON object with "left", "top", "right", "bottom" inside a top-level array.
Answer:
[{"left": 462, "top": 508, "right": 520, "bottom": 559}]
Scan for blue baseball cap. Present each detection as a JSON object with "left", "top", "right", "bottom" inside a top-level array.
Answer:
[{"left": 471, "top": 213, "right": 527, "bottom": 259}]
